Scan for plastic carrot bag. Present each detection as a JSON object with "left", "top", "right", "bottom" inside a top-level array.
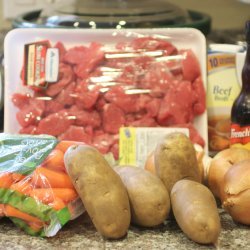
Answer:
[{"left": 0, "top": 133, "right": 85, "bottom": 237}]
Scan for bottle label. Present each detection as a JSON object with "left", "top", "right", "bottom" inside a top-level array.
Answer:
[{"left": 230, "top": 123, "right": 250, "bottom": 145}]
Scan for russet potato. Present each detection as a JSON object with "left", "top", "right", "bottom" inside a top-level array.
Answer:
[
  {"left": 114, "top": 165, "right": 170, "bottom": 227},
  {"left": 154, "top": 132, "right": 201, "bottom": 193},
  {"left": 64, "top": 145, "right": 131, "bottom": 239},
  {"left": 171, "top": 179, "right": 221, "bottom": 244}
]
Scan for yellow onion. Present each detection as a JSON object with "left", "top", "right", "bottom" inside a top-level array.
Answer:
[
  {"left": 144, "top": 150, "right": 156, "bottom": 175},
  {"left": 222, "top": 159, "right": 250, "bottom": 225},
  {"left": 207, "top": 147, "right": 250, "bottom": 199}
]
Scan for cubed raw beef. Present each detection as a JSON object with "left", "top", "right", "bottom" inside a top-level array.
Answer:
[
  {"left": 54, "top": 42, "right": 66, "bottom": 61},
  {"left": 180, "top": 49, "right": 201, "bottom": 82},
  {"left": 94, "top": 129, "right": 105, "bottom": 136},
  {"left": 16, "top": 109, "right": 32, "bottom": 128},
  {"left": 45, "top": 63, "right": 74, "bottom": 97},
  {"left": 115, "top": 57, "right": 154, "bottom": 85},
  {"left": 16, "top": 97, "right": 45, "bottom": 128},
  {"left": 93, "top": 132, "right": 114, "bottom": 154},
  {"left": 192, "top": 76, "right": 206, "bottom": 115},
  {"left": 37, "top": 111, "right": 74, "bottom": 136},
  {"left": 44, "top": 100, "right": 65, "bottom": 116},
  {"left": 102, "top": 103, "right": 125, "bottom": 134},
  {"left": 55, "top": 81, "right": 76, "bottom": 106},
  {"left": 157, "top": 81, "right": 194, "bottom": 126},
  {"left": 70, "top": 109, "right": 101, "bottom": 128},
  {"left": 137, "top": 94, "right": 152, "bottom": 110},
  {"left": 129, "top": 37, "right": 177, "bottom": 55},
  {"left": 12, "top": 93, "right": 31, "bottom": 109},
  {"left": 115, "top": 41, "right": 128, "bottom": 50},
  {"left": 75, "top": 84, "right": 100, "bottom": 110},
  {"left": 19, "top": 125, "right": 38, "bottom": 135},
  {"left": 104, "top": 57, "right": 132, "bottom": 72},
  {"left": 63, "top": 46, "right": 87, "bottom": 65},
  {"left": 125, "top": 114, "right": 136, "bottom": 125},
  {"left": 165, "top": 60, "right": 182, "bottom": 76},
  {"left": 29, "top": 97, "right": 45, "bottom": 116},
  {"left": 133, "top": 56, "right": 155, "bottom": 70},
  {"left": 16, "top": 108, "right": 39, "bottom": 128},
  {"left": 59, "top": 125, "right": 92, "bottom": 144},
  {"left": 104, "top": 86, "right": 139, "bottom": 113},
  {"left": 145, "top": 98, "right": 161, "bottom": 117},
  {"left": 110, "top": 141, "right": 119, "bottom": 160},
  {"left": 12, "top": 37, "right": 207, "bottom": 156},
  {"left": 115, "top": 64, "right": 140, "bottom": 86},
  {"left": 174, "top": 123, "right": 205, "bottom": 147},
  {"left": 74, "top": 42, "right": 105, "bottom": 79},
  {"left": 130, "top": 116, "right": 157, "bottom": 127},
  {"left": 139, "top": 62, "right": 175, "bottom": 93},
  {"left": 96, "top": 96, "right": 107, "bottom": 111},
  {"left": 134, "top": 110, "right": 148, "bottom": 120},
  {"left": 85, "top": 125, "right": 94, "bottom": 137}
]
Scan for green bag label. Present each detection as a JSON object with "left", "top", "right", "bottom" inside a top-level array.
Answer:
[{"left": 0, "top": 134, "right": 58, "bottom": 175}]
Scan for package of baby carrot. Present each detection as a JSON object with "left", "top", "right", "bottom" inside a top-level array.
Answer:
[{"left": 0, "top": 133, "right": 85, "bottom": 237}]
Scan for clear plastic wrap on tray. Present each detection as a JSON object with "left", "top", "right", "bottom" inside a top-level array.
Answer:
[
  {"left": 6, "top": 29, "right": 207, "bottom": 159},
  {"left": 0, "top": 133, "right": 85, "bottom": 237}
]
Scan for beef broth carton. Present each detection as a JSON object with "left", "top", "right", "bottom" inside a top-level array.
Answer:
[{"left": 207, "top": 44, "right": 245, "bottom": 156}]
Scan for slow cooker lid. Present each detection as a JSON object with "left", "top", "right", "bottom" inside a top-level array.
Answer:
[
  {"left": 57, "top": 0, "right": 189, "bottom": 17},
  {"left": 37, "top": 0, "right": 192, "bottom": 27}
]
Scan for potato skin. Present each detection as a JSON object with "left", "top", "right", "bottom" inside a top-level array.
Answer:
[
  {"left": 64, "top": 145, "right": 131, "bottom": 239},
  {"left": 155, "top": 132, "right": 201, "bottom": 192},
  {"left": 171, "top": 179, "right": 221, "bottom": 244},
  {"left": 114, "top": 166, "right": 170, "bottom": 227}
]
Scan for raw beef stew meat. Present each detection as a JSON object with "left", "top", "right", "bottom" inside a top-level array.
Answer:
[{"left": 12, "top": 36, "right": 206, "bottom": 159}]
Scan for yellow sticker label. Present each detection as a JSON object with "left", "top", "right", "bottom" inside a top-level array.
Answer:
[{"left": 119, "top": 127, "right": 136, "bottom": 165}]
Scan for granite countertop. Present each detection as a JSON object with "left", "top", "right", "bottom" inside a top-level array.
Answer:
[{"left": 0, "top": 208, "right": 249, "bottom": 250}]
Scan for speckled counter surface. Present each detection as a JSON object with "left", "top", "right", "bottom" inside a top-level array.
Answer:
[{"left": 0, "top": 208, "right": 249, "bottom": 250}]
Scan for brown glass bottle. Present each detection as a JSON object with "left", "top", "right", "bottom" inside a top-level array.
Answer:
[{"left": 230, "top": 21, "right": 250, "bottom": 148}]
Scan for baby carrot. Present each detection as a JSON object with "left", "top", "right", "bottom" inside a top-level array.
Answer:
[
  {"left": 12, "top": 173, "right": 25, "bottom": 182},
  {"left": 10, "top": 177, "right": 33, "bottom": 195},
  {"left": 4, "top": 205, "right": 43, "bottom": 224},
  {"left": 0, "top": 204, "right": 4, "bottom": 216},
  {"left": 43, "top": 149, "right": 65, "bottom": 172},
  {"left": 51, "top": 188, "right": 77, "bottom": 203},
  {"left": 27, "top": 221, "right": 44, "bottom": 232},
  {"left": 29, "top": 188, "right": 54, "bottom": 204},
  {"left": 55, "top": 140, "right": 85, "bottom": 153},
  {"left": 45, "top": 164, "right": 65, "bottom": 173},
  {"left": 31, "top": 167, "right": 51, "bottom": 188},
  {"left": 29, "top": 188, "right": 77, "bottom": 204},
  {"left": 32, "top": 167, "right": 74, "bottom": 189},
  {"left": 0, "top": 173, "right": 14, "bottom": 188},
  {"left": 48, "top": 197, "right": 66, "bottom": 211}
]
